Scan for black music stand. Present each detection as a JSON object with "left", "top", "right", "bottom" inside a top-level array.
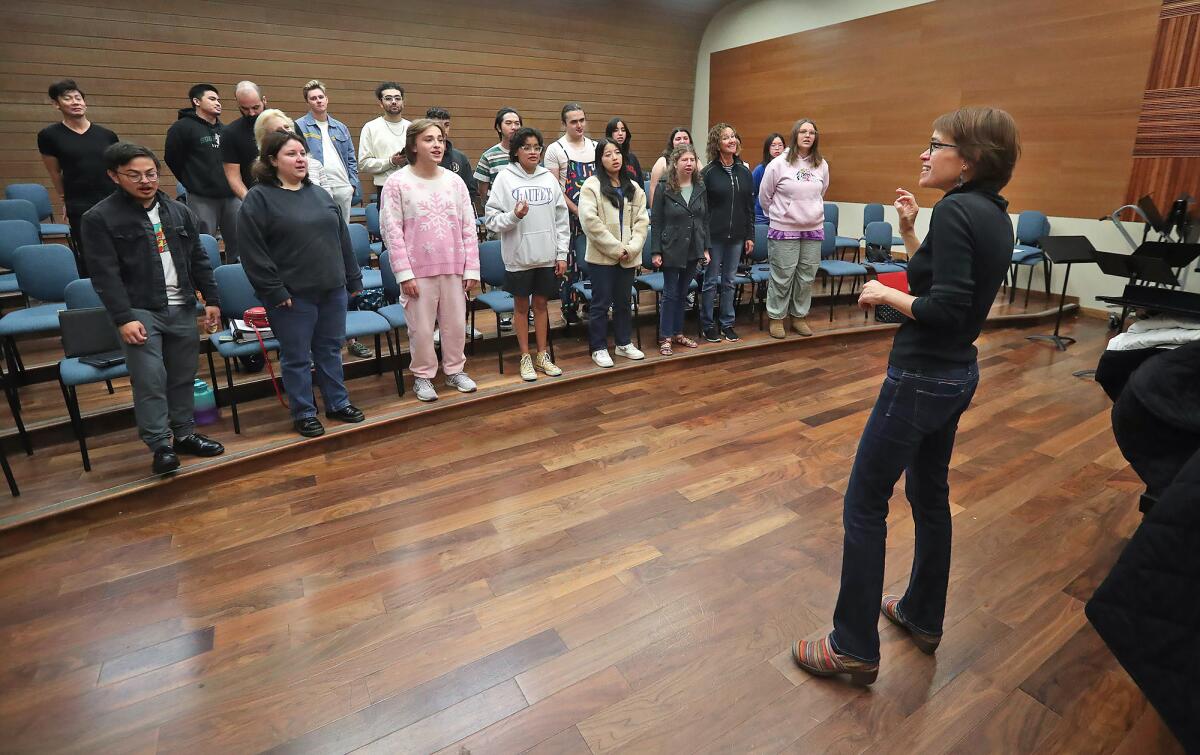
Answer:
[{"left": 1025, "top": 236, "right": 1097, "bottom": 351}]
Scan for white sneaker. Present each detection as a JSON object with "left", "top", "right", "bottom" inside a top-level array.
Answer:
[
  {"left": 413, "top": 377, "right": 438, "bottom": 402},
  {"left": 519, "top": 353, "right": 537, "bottom": 382},
  {"left": 445, "top": 372, "right": 477, "bottom": 393},
  {"left": 591, "top": 349, "right": 614, "bottom": 368},
  {"left": 614, "top": 343, "right": 644, "bottom": 361}
]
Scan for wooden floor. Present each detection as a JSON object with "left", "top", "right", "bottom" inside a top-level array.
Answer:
[
  {"left": 0, "top": 314, "right": 1183, "bottom": 753},
  {"left": 0, "top": 288, "right": 1076, "bottom": 529}
]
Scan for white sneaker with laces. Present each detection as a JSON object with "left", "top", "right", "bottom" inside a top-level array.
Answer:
[
  {"left": 413, "top": 377, "right": 438, "bottom": 402},
  {"left": 614, "top": 343, "right": 644, "bottom": 361},
  {"left": 519, "top": 353, "right": 537, "bottom": 382},
  {"left": 445, "top": 372, "right": 477, "bottom": 393},
  {"left": 591, "top": 349, "right": 614, "bottom": 368}
]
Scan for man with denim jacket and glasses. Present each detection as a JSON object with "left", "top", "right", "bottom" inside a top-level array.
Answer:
[{"left": 81, "top": 142, "right": 225, "bottom": 475}]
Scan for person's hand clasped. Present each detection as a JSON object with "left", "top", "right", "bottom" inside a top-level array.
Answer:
[
  {"left": 514, "top": 200, "right": 529, "bottom": 219},
  {"left": 390, "top": 151, "right": 407, "bottom": 167},
  {"left": 554, "top": 260, "right": 567, "bottom": 278},
  {"left": 651, "top": 254, "right": 662, "bottom": 268},
  {"left": 119, "top": 320, "right": 148, "bottom": 346},
  {"left": 894, "top": 188, "right": 920, "bottom": 234},
  {"left": 857, "top": 280, "right": 892, "bottom": 310},
  {"left": 400, "top": 280, "right": 419, "bottom": 299}
]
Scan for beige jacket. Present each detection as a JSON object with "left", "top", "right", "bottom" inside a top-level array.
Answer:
[{"left": 578, "top": 175, "right": 649, "bottom": 268}]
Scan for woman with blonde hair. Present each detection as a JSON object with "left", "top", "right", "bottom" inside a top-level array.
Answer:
[{"left": 758, "top": 118, "right": 828, "bottom": 338}]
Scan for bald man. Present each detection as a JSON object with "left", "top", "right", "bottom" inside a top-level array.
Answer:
[{"left": 222, "top": 80, "right": 266, "bottom": 202}]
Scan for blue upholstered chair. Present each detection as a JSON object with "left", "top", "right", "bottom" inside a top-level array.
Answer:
[
  {"left": 4, "top": 184, "right": 70, "bottom": 238},
  {"left": 0, "top": 243, "right": 79, "bottom": 377},
  {"left": 0, "top": 219, "right": 41, "bottom": 296},
  {"left": 825, "top": 202, "right": 861, "bottom": 259},
  {"left": 348, "top": 223, "right": 383, "bottom": 291},
  {"left": 199, "top": 233, "right": 222, "bottom": 272},
  {"left": 862, "top": 222, "right": 907, "bottom": 275},
  {"left": 472, "top": 240, "right": 516, "bottom": 373},
  {"left": 376, "top": 251, "right": 407, "bottom": 396},
  {"left": 58, "top": 279, "right": 129, "bottom": 471},
  {"left": 863, "top": 203, "right": 904, "bottom": 249},
  {"left": 818, "top": 221, "right": 869, "bottom": 321},
  {"left": 365, "top": 203, "right": 384, "bottom": 257},
  {"left": 0, "top": 199, "right": 42, "bottom": 232},
  {"left": 1011, "top": 210, "right": 1051, "bottom": 305},
  {"left": 206, "top": 264, "right": 280, "bottom": 434}
]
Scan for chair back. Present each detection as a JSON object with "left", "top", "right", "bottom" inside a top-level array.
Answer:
[
  {"left": 348, "top": 223, "right": 372, "bottom": 268},
  {"left": 863, "top": 203, "right": 885, "bottom": 232},
  {"left": 0, "top": 199, "right": 41, "bottom": 229},
  {"left": 64, "top": 278, "right": 104, "bottom": 309},
  {"left": 864, "top": 221, "right": 893, "bottom": 250},
  {"left": 378, "top": 251, "right": 401, "bottom": 302},
  {"left": 0, "top": 219, "right": 41, "bottom": 269},
  {"left": 478, "top": 240, "right": 505, "bottom": 288},
  {"left": 365, "top": 202, "right": 381, "bottom": 239},
  {"left": 753, "top": 223, "right": 769, "bottom": 262},
  {"left": 642, "top": 226, "right": 654, "bottom": 258},
  {"left": 824, "top": 202, "right": 839, "bottom": 232},
  {"left": 59, "top": 308, "right": 121, "bottom": 359},
  {"left": 13, "top": 244, "right": 79, "bottom": 302},
  {"left": 572, "top": 233, "right": 587, "bottom": 262},
  {"left": 1015, "top": 210, "right": 1050, "bottom": 246},
  {"left": 4, "top": 185, "right": 53, "bottom": 222},
  {"left": 213, "top": 263, "right": 265, "bottom": 317},
  {"left": 575, "top": 254, "right": 591, "bottom": 279},
  {"left": 199, "top": 233, "right": 222, "bottom": 272},
  {"left": 821, "top": 222, "right": 837, "bottom": 260}
]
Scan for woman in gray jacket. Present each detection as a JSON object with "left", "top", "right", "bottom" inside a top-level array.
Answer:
[{"left": 650, "top": 144, "right": 710, "bottom": 355}]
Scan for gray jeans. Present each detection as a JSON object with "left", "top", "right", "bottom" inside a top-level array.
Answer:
[
  {"left": 766, "top": 237, "right": 821, "bottom": 319},
  {"left": 120, "top": 305, "right": 200, "bottom": 450},
  {"left": 326, "top": 184, "right": 354, "bottom": 222},
  {"left": 187, "top": 194, "right": 241, "bottom": 263}
]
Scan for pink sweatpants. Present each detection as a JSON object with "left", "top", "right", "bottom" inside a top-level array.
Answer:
[{"left": 401, "top": 274, "right": 468, "bottom": 379}]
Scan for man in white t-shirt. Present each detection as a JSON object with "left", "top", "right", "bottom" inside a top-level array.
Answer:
[
  {"left": 543, "top": 103, "right": 597, "bottom": 324},
  {"left": 358, "top": 82, "right": 411, "bottom": 203}
]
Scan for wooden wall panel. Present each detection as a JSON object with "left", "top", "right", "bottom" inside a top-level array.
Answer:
[
  {"left": 1125, "top": 2, "right": 1200, "bottom": 213},
  {"left": 709, "top": 0, "right": 1162, "bottom": 219},
  {"left": 0, "top": 0, "right": 710, "bottom": 210}
]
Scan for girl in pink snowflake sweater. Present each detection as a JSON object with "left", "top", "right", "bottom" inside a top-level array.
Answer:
[{"left": 380, "top": 119, "right": 481, "bottom": 401}]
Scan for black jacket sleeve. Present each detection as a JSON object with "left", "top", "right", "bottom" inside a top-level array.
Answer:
[
  {"left": 337, "top": 207, "right": 363, "bottom": 293},
  {"left": 910, "top": 198, "right": 975, "bottom": 330},
  {"left": 650, "top": 181, "right": 666, "bottom": 258},
  {"left": 80, "top": 208, "right": 135, "bottom": 326},
  {"left": 182, "top": 204, "right": 219, "bottom": 307},
  {"left": 163, "top": 122, "right": 188, "bottom": 189},
  {"left": 700, "top": 187, "right": 711, "bottom": 252},
  {"left": 740, "top": 165, "right": 755, "bottom": 242},
  {"left": 236, "top": 191, "right": 291, "bottom": 306}
]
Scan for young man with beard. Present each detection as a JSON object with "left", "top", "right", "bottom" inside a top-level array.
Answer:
[
  {"left": 164, "top": 84, "right": 240, "bottom": 261},
  {"left": 473, "top": 107, "right": 522, "bottom": 206},
  {"left": 37, "top": 78, "right": 119, "bottom": 268},
  {"left": 358, "top": 82, "right": 411, "bottom": 204},
  {"left": 294, "top": 80, "right": 359, "bottom": 221}
]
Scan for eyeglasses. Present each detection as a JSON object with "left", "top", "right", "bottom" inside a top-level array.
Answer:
[
  {"left": 117, "top": 170, "right": 158, "bottom": 182},
  {"left": 381, "top": 96, "right": 403, "bottom": 103},
  {"left": 518, "top": 144, "right": 543, "bottom": 153},
  {"left": 928, "top": 140, "right": 958, "bottom": 153}
]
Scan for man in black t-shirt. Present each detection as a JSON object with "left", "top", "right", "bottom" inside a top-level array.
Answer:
[
  {"left": 37, "top": 78, "right": 119, "bottom": 267},
  {"left": 221, "top": 81, "right": 266, "bottom": 200}
]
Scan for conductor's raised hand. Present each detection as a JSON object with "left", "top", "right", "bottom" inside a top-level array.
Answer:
[{"left": 894, "top": 188, "right": 919, "bottom": 234}]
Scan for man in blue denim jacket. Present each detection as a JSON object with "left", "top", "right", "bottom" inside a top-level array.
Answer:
[{"left": 294, "top": 79, "right": 359, "bottom": 220}]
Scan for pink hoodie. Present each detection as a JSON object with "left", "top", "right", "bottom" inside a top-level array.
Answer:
[
  {"left": 379, "top": 166, "right": 480, "bottom": 283},
  {"left": 758, "top": 153, "right": 829, "bottom": 233}
]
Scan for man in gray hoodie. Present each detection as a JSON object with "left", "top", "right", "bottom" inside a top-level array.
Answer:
[{"left": 483, "top": 127, "right": 569, "bottom": 382}]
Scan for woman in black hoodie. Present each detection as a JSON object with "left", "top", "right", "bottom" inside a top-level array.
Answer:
[
  {"left": 698, "top": 122, "right": 754, "bottom": 342},
  {"left": 793, "top": 107, "right": 1020, "bottom": 685}
]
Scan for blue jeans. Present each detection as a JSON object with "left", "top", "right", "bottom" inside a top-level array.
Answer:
[
  {"left": 267, "top": 287, "right": 351, "bottom": 420},
  {"left": 660, "top": 260, "right": 699, "bottom": 339},
  {"left": 830, "top": 362, "right": 979, "bottom": 662},
  {"left": 587, "top": 263, "right": 635, "bottom": 353},
  {"left": 701, "top": 241, "right": 743, "bottom": 329}
]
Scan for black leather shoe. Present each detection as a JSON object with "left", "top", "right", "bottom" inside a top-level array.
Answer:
[
  {"left": 294, "top": 417, "right": 325, "bottom": 437},
  {"left": 152, "top": 447, "right": 180, "bottom": 474},
  {"left": 325, "top": 404, "right": 365, "bottom": 423},
  {"left": 174, "top": 433, "right": 225, "bottom": 457}
]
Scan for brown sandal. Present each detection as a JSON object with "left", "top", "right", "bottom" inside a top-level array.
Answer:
[
  {"left": 672, "top": 335, "right": 699, "bottom": 349},
  {"left": 659, "top": 339, "right": 673, "bottom": 356}
]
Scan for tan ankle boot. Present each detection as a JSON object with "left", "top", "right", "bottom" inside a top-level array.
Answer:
[
  {"left": 769, "top": 318, "right": 786, "bottom": 339},
  {"left": 792, "top": 316, "right": 813, "bottom": 337}
]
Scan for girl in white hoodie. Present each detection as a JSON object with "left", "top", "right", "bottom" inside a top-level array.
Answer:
[{"left": 483, "top": 127, "right": 569, "bottom": 381}]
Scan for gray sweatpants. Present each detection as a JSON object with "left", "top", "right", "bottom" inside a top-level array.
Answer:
[
  {"left": 121, "top": 306, "right": 200, "bottom": 450},
  {"left": 188, "top": 194, "right": 241, "bottom": 263},
  {"left": 766, "top": 237, "right": 821, "bottom": 319}
]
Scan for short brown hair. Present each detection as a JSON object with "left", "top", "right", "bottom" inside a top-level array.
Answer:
[
  {"left": 403, "top": 118, "right": 445, "bottom": 164},
  {"left": 932, "top": 106, "right": 1020, "bottom": 189},
  {"left": 303, "top": 79, "right": 326, "bottom": 100},
  {"left": 252, "top": 131, "right": 310, "bottom": 186}
]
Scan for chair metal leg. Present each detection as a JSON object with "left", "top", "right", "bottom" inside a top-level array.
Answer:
[
  {"left": 105, "top": 379, "right": 114, "bottom": 395},
  {"left": 495, "top": 312, "right": 504, "bottom": 374},
  {"left": 634, "top": 290, "right": 642, "bottom": 350},
  {"left": 384, "top": 331, "right": 402, "bottom": 396},
  {"left": 1, "top": 366, "right": 31, "bottom": 456},
  {"left": 469, "top": 308, "right": 476, "bottom": 355},
  {"left": 374, "top": 334, "right": 382, "bottom": 375},
  {"left": 206, "top": 349, "right": 220, "bottom": 401},
  {"left": 547, "top": 321, "right": 556, "bottom": 362},
  {"left": 393, "top": 330, "right": 405, "bottom": 396},
  {"left": 59, "top": 380, "right": 90, "bottom": 472},
  {"left": 223, "top": 356, "right": 241, "bottom": 434},
  {"left": 0, "top": 441, "right": 17, "bottom": 496},
  {"left": 1024, "top": 266, "right": 1033, "bottom": 307}
]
